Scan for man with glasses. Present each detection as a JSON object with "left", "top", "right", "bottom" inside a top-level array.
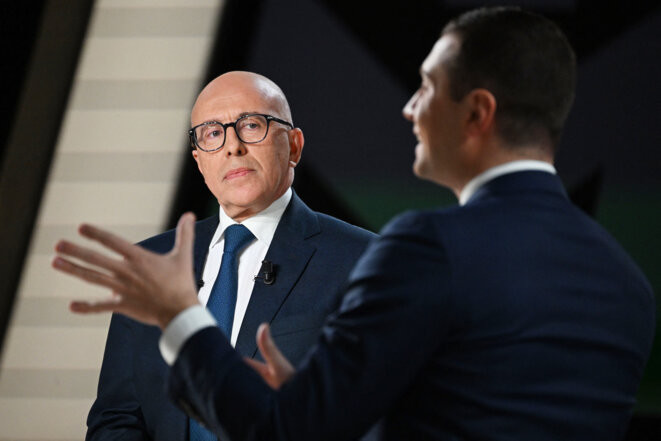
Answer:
[{"left": 84, "top": 71, "right": 375, "bottom": 441}]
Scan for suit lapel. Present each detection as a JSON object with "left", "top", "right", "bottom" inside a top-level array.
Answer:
[
  {"left": 235, "top": 194, "right": 319, "bottom": 358},
  {"left": 193, "top": 216, "right": 219, "bottom": 283}
]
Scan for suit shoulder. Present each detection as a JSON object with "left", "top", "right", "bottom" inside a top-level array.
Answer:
[
  {"left": 137, "top": 228, "right": 175, "bottom": 252},
  {"left": 314, "top": 212, "right": 377, "bottom": 243},
  {"left": 138, "top": 215, "right": 217, "bottom": 253},
  {"left": 379, "top": 208, "right": 451, "bottom": 237},
  {"left": 569, "top": 205, "right": 654, "bottom": 296}
]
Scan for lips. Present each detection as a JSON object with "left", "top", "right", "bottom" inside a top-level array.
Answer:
[{"left": 224, "top": 167, "right": 253, "bottom": 180}]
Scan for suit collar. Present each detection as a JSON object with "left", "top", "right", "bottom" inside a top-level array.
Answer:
[
  {"left": 273, "top": 190, "right": 321, "bottom": 239},
  {"left": 460, "top": 160, "right": 556, "bottom": 205},
  {"left": 466, "top": 170, "right": 568, "bottom": 206},
  {"left": 234, "top": 192, "right": 319, "bottom": 356},
  {"left": 213, "top": 188, "right": 293, "bottom": 249}
]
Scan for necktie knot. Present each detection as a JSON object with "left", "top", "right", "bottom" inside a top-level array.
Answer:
[{"left": 223, "top": 224, "right": 254, "bottom": 255}]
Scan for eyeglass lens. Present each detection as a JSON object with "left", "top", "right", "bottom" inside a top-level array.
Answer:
[{"left": 195, "top": 114, "right": 269, "bottom": 151}]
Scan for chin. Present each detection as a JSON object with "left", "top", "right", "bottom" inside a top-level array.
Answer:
[
  {"left": 414, "top": 162, "right": 446, "bottom": 188},
  {"left": 228, "top": 192, "right": 262, "bottom": 209},
  {"left": 412, "top": 155, "right": 428, "bottom": 179},
  {"left": 217, "top": 184, "right": 260, "bottom": 205},
  {"left": 412, "top": 164, "right": 423, "bottom": 179}
]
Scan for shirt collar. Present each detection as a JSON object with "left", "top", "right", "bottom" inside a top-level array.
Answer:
[
  {"left": 210, "top": 187, "right": 293, "bottom": 249},
  {"left": 459, "top": 160, "right": 556, "bottom": 206}
]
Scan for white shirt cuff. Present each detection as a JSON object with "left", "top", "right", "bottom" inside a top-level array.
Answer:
[{"left": 158, "top": 305, "right": 217, "bottom": 365}]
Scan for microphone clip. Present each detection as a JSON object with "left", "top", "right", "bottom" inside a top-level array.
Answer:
[{"left": 254, "top": 260, "right": 275, "bottom": 285}]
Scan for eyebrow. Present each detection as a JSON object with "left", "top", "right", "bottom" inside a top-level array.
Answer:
[{"left": 200, "top": 111, "right": 264, "bottom": 125}]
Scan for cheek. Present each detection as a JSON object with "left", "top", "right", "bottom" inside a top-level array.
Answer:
[
  {"left": 200, "top": 158, "right": 219, "bottom": 177},
  {"left": 420, "top": 100, "right": 447, "bottom": 142},
  {"left": 263, "top": 144, "right": 290, "bottom": 178},
  {"left": 415, "top": 99, "right": 433, "bottom": 130},
  {"left": 266, "top": 158, "right": 289, "bottom": 186},
  {"left": 196, "top": 157, "right": 225, "bottom": 189}
]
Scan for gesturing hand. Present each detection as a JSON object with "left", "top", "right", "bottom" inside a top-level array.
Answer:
[
  {"left": 52, "top": 212, "right": 200, "bottom": 329},
  {"left": 244, "top": 323, "right": 296, "bottom": 389}
]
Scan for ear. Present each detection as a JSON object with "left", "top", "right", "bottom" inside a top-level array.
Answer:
[
  {"left": 287, "top": 128, "right": 304, "bottom": 165},
  {"left": 464, "top": 88, "right": 497, "bottom": 137},
  {"left": 191, "top": 149, "right": 203, "bottom": 173}
]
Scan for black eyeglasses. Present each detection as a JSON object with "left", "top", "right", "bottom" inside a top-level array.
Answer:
[{"left": 188, "top": 113, "right": 294, "bottom": 152}]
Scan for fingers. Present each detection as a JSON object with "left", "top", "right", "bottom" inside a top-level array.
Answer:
[
  {"left": 56, "top": 218, "right": 197, "bottom": 328},
  {"left": 70, "top": 296, "right": 122, "bottom": 314},
  {"left": 52, "top": 256, "right": 125, "bottom": 293},
  {"left": 256, "top": 323, "right": 295, "bottom": 384},
  {"left": 173, "top": 212, "right": 196, "bottom": 259},
  {"left": 257, "top": 323, "right": 287, "bottom": 366},
  {"left": 78, "top": 223, "right": 136, "bottom": 258},
  {"left": 54, "top": 239, "right": 125, "bottom": 275}
]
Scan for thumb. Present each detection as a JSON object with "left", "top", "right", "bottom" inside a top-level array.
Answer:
[
  {"left": 243, "top": 357, "right": 270, "bottom": 379},
  {"left": 256, "top": 323, "right": 295, "bottom": 379},
  {"left": 173, "top": 212, "right": 196, "bottom": 259}
]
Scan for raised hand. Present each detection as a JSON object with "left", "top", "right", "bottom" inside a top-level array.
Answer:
[
  {"left": 52, "top": 212, "right": 200, "bottom": 329},
  {"left": 244, "top": 323, "right": 296, "bottom": 389}
]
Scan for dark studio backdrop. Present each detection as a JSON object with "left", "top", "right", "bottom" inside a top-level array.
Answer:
[{"left": 1, "top": 0, "right": 660, "bottom": 438}]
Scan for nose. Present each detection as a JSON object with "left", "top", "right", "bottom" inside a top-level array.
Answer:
[
  {"left": 402, "top": 90, "right": 419, "bottom": 121},
  {"left": 224, "top": 125, "right": 247, "bottom": 156}
]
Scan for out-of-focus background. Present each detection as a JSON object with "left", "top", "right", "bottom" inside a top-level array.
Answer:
[{"left": 0, "top": 0, "right": 659, "bottom": 439}]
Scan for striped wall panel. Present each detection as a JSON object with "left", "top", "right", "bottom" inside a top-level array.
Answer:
[{"left": 0, "top": 0, "right": 223, "bottom": 439}]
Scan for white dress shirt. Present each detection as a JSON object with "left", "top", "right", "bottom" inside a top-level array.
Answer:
[
  {"left": 159, "top": 188, "right": 291, "bottom": 365},
  {"left": 459, "top": 160, "right": 556, "bottom": 205}
]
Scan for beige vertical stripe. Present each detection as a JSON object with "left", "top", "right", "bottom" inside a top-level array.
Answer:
[{"left": 0, "top": 1, "right": 224, "bottom": 439}]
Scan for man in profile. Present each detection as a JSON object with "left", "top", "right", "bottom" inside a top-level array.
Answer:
[
  {"left": 55, "top": 7, "right": 655, "bottom": 441},
  {"left": 84, "top": 71, "right": 375, "bottom": 440}
]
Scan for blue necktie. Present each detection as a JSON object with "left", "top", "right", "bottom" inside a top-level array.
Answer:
[{"left": 189, "top": 224, "right": 254, "bottom": 441}]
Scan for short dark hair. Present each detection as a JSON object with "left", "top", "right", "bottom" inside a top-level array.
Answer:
[{"left": 442, "top": 6, "right": 576, "bottom": 149}]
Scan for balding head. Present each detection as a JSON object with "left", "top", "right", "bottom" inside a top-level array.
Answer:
[
  {"left": 190, "top": 71, "right": 304, "bottom": 222},
  {"left": 192, "top": 71, "right": 293, "bottom": 127}
]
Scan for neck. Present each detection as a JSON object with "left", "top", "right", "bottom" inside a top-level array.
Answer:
[{"left": 222, "top": 186, "right": 293, "bottom": 223}]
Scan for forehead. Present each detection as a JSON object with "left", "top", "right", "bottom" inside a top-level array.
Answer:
[
  {"left": 421, "top": 34, "right": 459, "bottom": 79},
  {"left": 191, "top": 80, "right": 282, "bottom": 125}
]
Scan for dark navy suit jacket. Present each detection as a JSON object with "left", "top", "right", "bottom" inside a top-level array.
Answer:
[
  {"left": 86, "top": 193, "right": 376, "bottom": 440},
  {"left": 169, "top": 171, "right": 655, "bottom": 441}
]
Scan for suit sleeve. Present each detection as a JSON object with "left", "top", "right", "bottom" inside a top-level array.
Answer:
[
  {"left": 87, "top": 313, "right": 150, "bottom": 441},
  {"left": 168, "top": 212, "right": 452, "bottom": 441}
]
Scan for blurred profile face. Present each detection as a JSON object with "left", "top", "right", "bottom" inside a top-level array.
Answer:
[
  {"left": 191, "top": 72, "right": 303, "bottom": 221},
  {"left": 402, "top": 34, "right": 466, "bottom": 190}
]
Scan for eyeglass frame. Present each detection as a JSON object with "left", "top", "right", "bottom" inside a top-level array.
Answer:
[{"left": 188, "top": 113, "right": 294, "bottom": 152}]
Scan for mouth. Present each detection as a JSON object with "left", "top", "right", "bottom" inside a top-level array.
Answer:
[{"left": 224, "top": 167, "right": 253, "bottom": 180}]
